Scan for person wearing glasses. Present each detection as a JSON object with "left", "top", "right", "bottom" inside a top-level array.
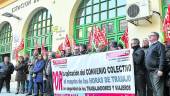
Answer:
[{"left": 145, "top": 32, "right": 166, "bottom": 96}]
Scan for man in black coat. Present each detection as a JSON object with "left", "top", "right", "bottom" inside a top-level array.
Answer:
[
  {"left": 164, "top": 40, "right": 170, "bottom": 96},
  {"left": 0, "top": 56, "right": 14, "bottom": 93},
  {"left": 145, "top": 32, "right": 166, "bottom": 96},
  {"left": 131, "top": 38, "right": 146, "bottom": 96}
]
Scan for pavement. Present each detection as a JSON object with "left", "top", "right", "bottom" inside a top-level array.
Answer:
[{"left": 0, "top": 82, "right": 27, "bottom": 96}]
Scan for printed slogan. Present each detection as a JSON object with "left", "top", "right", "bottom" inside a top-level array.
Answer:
[{"left": 51, "top": 49, "right": 135, "bottom": 96}]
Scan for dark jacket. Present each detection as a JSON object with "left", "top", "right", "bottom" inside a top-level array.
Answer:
[
  {"left": 33, "top": 59, "right": 45, "bottom": 82},
  {"left": 165, "top": 45, "right": 170, "bottom": 75},
  {"left": 24, "top": 58, "right": 29, "bottom": 74},
  {"left": 15, "top": 62, "right": 27, "bottom": 81},
  {"left": 0, "top": 63, "right": 8, "bottom": 79},
  {"left": 145, "top": 41, "right": 166, "bottom": 71},
  {"left": 133, "top": 46, "right": 146, "bottom": 75},
  {"left": 6, "top": 62, "right": 14, "bottom": 80},
  {"left": 0, "top": 62, "right": 14, "bottom": 79}
]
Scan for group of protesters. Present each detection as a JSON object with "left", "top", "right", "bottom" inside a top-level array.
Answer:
[
  {"left": 131, "top": 32, "right": 170, "bottom": 96},
  {"left": 0, "top": 38, "right": 124, "bottom": 96},
  {"left": 0, "top": 31, "right": 170, "bottom": 96}
]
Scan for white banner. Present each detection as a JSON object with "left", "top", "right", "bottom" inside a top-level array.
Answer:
[{"left": 51, "top": 49, "right": 135, "bottom": 96}]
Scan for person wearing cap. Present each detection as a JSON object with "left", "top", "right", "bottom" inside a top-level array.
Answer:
[
  {"left": 33, "top": 54, "right": 46, "bottom": 96},
  {"left": 145, "top": 32, "right": 166, "bottom": 96}
]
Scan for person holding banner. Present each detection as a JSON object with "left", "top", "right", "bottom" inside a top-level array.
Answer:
[
  {"left": 117, "top": 43, "right": 123, "bottom": 50},
  {"left": 65, "top": 47, "right": 72, "bottom": 57},
  {"left": 73, "top": 46, "right": 80, "bottom": 56},
  {"left": 131, "top": 38, "right": 146, "bottom": 96},
  {"left": 109, "top": 41, "right": 118, "bottom": 51},
  {"left": 79, "top": 44, "right": 87, "bottom": 55},
  {"left": 145, "top": 32, "right": 166, "bottom": 96}
]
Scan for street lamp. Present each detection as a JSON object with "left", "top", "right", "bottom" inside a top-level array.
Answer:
[{"left": 2, "top": 12, "right": 21, "bottom": 20}]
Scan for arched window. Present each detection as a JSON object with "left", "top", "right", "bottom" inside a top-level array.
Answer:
[
  {"left": 74, "top": 0, "right": 127, "bottom": 45},
  {"left": 0, "top": 22, "right": 12, "bottom": 62},
  {"left": 25, "top": 8, "right": 52, "bottom": 55}
]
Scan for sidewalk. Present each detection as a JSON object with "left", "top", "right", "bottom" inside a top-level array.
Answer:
[{"left": 0, "top": 82, "right": 26, "bottom": 96}]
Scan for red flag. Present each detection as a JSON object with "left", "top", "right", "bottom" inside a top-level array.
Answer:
[
  {"left": 121, "top": 28, "right": 129, "bottom": 48},
  {"left": 33, "top": 43, "right": 39, "bottom": 55},
  {"left": 93, "top": 26, "right": 108, "bottom": 48},
  {"left": 101, "top": 26, "right": 106, "bottom": 37},
  {"left": 163, "top": 4, "right": 170, "bottom": 41},
  {"left": 41, "top": 43, "right": 47, "bottom": 56},
  {"left": 17, "top": 39, "right": 24, "bottom": 51},
  {"left": 99, "top": 26, "right": 108, "bottom": 47},
  {"left": 64, "top": 34, "right": 71, "bottom": 47},
  {"left": 15, "top": 39, "right": 24, "bottom": 61},
  {"left": 93, "top": 26, "right": 100, "bottom": 47},
  {"left": 87, "top": 31, "right": 93, "bottom": 49},
  {"left": 14, "top": 48, "right": 19, "bottom": 61},
  {"left": 58, "top": 42, "right": 64, "bottom": 51}
]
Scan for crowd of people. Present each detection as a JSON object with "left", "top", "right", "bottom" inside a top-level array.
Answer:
[
  {"left": 0, "top": 32, "right": 170, "bottom": 96},
  {"left": 132, "top": 32, "right": 170, "bottom": 96}
]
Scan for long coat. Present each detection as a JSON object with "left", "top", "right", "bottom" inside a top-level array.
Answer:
[
  {"left": 15, "top": 62, "right": 27, "bottom": 81},
  {"left": 33, "top": 59, "right": 45, "bottom": 83}
]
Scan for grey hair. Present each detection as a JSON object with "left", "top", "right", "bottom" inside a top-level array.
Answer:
[{"left": 151, "top": 32, "right": 159, "bottom": 39}]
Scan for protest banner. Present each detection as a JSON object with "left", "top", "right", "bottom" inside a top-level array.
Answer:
[{"left": 51, "top": 49, "right": 135, "bottom": 96}]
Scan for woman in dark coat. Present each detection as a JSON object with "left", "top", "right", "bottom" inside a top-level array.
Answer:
[{"left": 15, "top": 56, "right": 27, "bottom": 94}]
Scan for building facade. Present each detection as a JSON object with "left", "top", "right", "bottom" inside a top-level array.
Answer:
[{"left": 0, "top": 0, "right": 168, "bottom": 63}]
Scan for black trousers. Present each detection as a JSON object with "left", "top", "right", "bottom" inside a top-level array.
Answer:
[
  {"left": 135, "top": 74, "right": 146, "bottom": 96},
  {"left": 0, "top": 78, "right": 10, "bottom": 92}
]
